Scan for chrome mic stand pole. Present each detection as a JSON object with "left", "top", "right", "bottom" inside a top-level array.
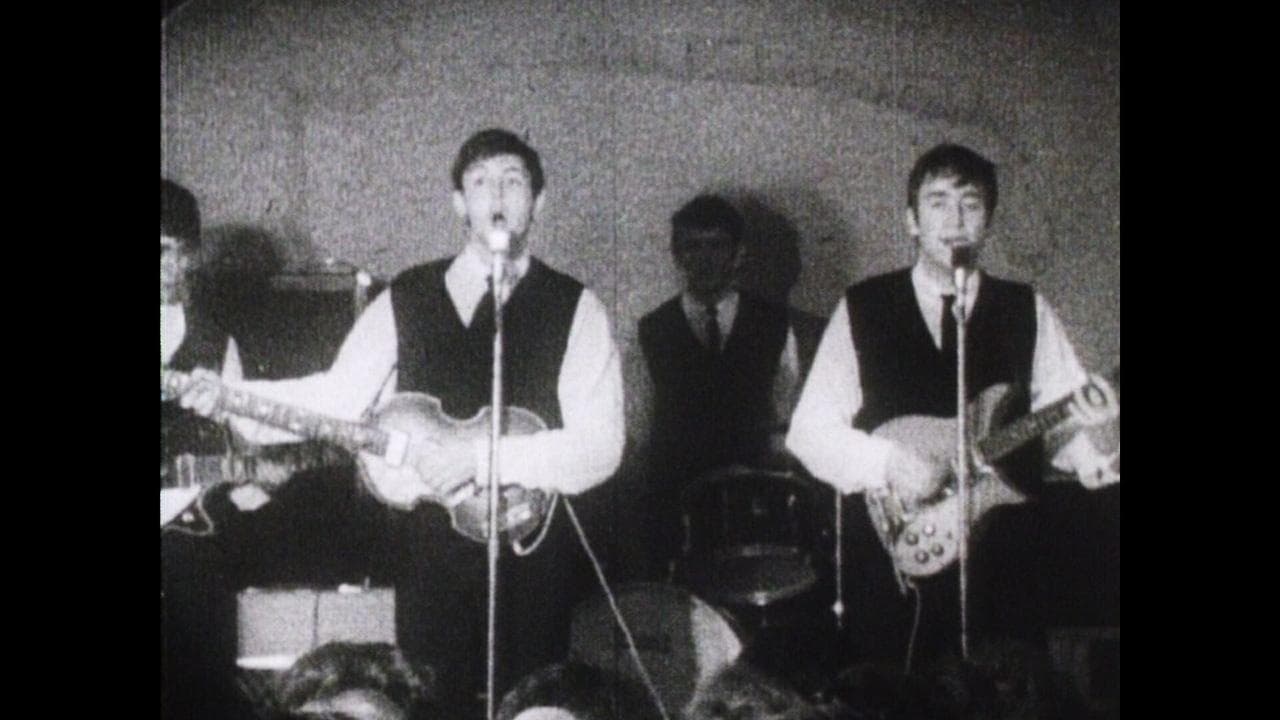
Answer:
[
  {"left": 833, "top": 492, "right": 845, "bottom": 630},
  {"left": 486, "top": 231, "right": 510, "bottom": 720},
  {"left": 952, "top": 250, "right": 973, "bottom": 662}
]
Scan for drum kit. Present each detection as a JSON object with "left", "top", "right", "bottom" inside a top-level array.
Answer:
[{"left": 569, "top": 461, "right": 844, "bottom": 713}]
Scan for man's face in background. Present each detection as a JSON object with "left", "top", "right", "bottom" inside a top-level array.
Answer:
[{"left": 161, "top": 234, "right": 194, "bottom": 305}]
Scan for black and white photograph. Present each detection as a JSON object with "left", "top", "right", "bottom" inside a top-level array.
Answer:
[{"left": 161, "top": 2, "right": 1120, "bottom": 718}]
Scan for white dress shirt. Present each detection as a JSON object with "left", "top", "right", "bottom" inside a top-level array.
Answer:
[
  {"left": 226, "top": 243, "right": 625, "bottom": 496},
  {"left": 785, "top": 263, "right": 1118, "bottom": 495},
  {"left": 679, "top": 290, "right": 803, "bottom": 426}
]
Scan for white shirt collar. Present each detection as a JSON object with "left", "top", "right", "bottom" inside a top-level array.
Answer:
[
  {"left": 445, "top": 243, "right": 532, "bottom": 327},
  {"left": 681, "top": 289, "right": 739, "bottom": 343},
  {"left": 911, "top": 261, "right": 982, "bottom": 310},
  {"left": 911, "top": 262, "right": 982, "bottom": 348}
]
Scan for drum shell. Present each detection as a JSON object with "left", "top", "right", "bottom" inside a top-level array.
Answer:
[
  {"left": 678, "top": 466, "right": 822, "bottom": 607},
  {"left": 569, "top": 583, "right": 743, "bottom": 716}
]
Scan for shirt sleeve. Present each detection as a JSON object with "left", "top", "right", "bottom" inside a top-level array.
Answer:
[
  {"left": 475, "top": 288, "right": 625, "bottom": 495},
  {"left": 1032, "top": 294, "right": 1120, "bottom": 486},
  {"left": 221, "top": 336, "right": 243, "bottom": 382},
  {"left": 225, "top": 290, "right": 400, "bottom": 444},
  {"left": 785, "top": 298, "right": 896, "bottom": 495}
]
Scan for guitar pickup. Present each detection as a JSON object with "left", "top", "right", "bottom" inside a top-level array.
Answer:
[{"left": 382, "top": 430, "right": 410, "bottom": 466}]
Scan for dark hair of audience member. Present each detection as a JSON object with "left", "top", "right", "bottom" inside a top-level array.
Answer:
[
  {"left": 925, "top": 638, "right": 1086, "bottom": 720},
  {"left": 685, "top": 662, "right": 829, "bottom": 720},
  {"left": 272, "top": 642, "right": 432, "bottom": 719},
  {"left": 496, "top": 661, "right": 661, "bottom": 720}
]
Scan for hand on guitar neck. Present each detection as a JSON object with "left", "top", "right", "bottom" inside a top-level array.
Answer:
[
  {"left": 175, "top": 367, "right": 478, "bottom": 502},
  {"left": 866, "top": 367, "right": 1120, "bottom": 578},
  {"left": 881, "top": 370, "right": 1120, "bottom": 503},
  {"left": 167, "top": 366, "right": 556, "bottom": 545}
]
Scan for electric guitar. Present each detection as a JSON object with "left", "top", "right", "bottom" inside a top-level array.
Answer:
[
  {"left": 865, "top": 368, "right": 1119, "bottom": 578},
  {"left": 161, "top": 440, "right": 350, "bottom": 537},
  {"left": 160, "top": 368, "right": 556, "bottom": 546}
]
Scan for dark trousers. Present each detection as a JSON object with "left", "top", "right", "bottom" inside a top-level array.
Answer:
[
  {"left": 387, "top": 499, "right": 591, "bottom": 715},
  {"left": 161, "top": 487, "right": 257, "bottom": 720},
  {"left": 838, "top": 483, "right": 1121, "bottom": 670}
]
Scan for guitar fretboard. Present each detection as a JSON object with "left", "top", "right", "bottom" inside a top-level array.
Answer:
[
  {"left": 977, "top": 368, "right": 1120, "bottom": 462},
  {"left": 161, "top": 369, "right": 389, "bottom": 456}
]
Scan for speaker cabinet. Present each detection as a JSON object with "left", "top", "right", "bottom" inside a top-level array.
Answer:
[{"left": 236, "top": 585, "right": 396, "bottom": 670}]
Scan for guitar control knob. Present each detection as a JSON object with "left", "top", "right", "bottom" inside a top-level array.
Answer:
[
  {"left": 923, "top": 524, "right": 935, "bottom": 536},
  {"left": 905, "top": 532, "right": 918, "bottom": 545},
  {"left": 915, "top": 551, "right": 930, "bottom": 564},
  {"left": 931, "top": 544, "right": 944, "bottom": 556}
]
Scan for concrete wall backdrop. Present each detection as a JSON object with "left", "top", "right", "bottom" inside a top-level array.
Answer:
[{"left": 162, "top": 0, "right": 1119, "bottom": 473}]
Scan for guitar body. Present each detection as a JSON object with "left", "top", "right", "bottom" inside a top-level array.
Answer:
[
  {"left": 355, "top": 392, "right": 554, "bottom": 545},
  {"left": 161, "top": 445, "right": 349, "bottom": 537},
  {"left": 865, "top": 382, "right": 1031, "bottom": 578},
  {"left": 161, "top": 368, "right": 556, "bottom": 547},
  {"left": 161, "top": 454, "right": 269, "bottom": 537},
  {"left": 161, "top": 486, "right": 217, "bottom": 536}
]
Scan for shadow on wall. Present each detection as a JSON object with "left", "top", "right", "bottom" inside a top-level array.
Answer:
[
  {"left": 200, "top": 223, "right": 289, "bottom": 278},
  {"left": 734, "top": 194, "right": 802, "bottom": 306},
  {"left": 197, "top": 224, "right": 375, "bottom": 379},
  {"left": 725, "top": 190, "right": 850, "bottom": 376}
]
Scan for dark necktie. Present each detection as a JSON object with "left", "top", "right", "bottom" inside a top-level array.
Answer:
[
  {"left": 941, "top": 294, "right": 957, "bottom": 359},
  {"left": 705, "top": 303, "right": 722, "bottom": 353},
  {"left": 472, "top": 276, "right": 497, "bottom": 330}
]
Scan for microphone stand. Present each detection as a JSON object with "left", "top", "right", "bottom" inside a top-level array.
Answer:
[
  {"left": 486, "top": 239, "right": 508, "bottom": 720},
  {"left": 951, "top": 253, "right": 973, "bottom": 662}
]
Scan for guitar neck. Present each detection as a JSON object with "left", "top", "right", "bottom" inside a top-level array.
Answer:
[
  {"left": 977, "top": 367, "right": 1120, "bottom": 462},
  {"left": 161, "top": 369, "right": 389, "bottom": 457}
]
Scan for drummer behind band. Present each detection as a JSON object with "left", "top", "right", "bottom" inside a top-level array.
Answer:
[{"left": 638, "top": 194, "right": 802, "bottom": 577}]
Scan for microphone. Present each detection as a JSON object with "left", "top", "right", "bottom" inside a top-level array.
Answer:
[
  {"left": 486, "top": 226, "right": 512, "bottom": 306},
  {"left": 486, "top": 227, "right": 512, "bottom": 254},
  {"left": 950, "top": 243, "right": 976, "bottom": 301}
]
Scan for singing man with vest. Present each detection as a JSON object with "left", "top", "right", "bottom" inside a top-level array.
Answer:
[
  {"left": 784, "top": 144, "right": 1119, "bottom": 666},
  {"left": 178, "top": 129, "right": 625, "bottom": 713}
]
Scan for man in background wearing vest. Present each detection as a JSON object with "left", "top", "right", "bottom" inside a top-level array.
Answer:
[
  {"left": 785, "top": 144, "right": 1119, "bottom": 667},
  {"left": 179, "top": 129, "right": 625, "bottom": 714},
  {"left": 638, "top": 195, "right": 801, "bottom": 579}
]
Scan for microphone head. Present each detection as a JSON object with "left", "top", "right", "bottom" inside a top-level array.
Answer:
[
  {"left": 486, "top": 227, "right": 512, "bottom": 254},
  {"left": 949, "top": 243, "right": 977, "bottom": 269}
]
